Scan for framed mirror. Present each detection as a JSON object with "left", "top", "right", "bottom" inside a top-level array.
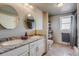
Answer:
[
  {"left": 0, "top": 5, "right": 18, "bottom": 30},
  {"left": 24, "top": 14, "right": 35, "bottom": 30}
]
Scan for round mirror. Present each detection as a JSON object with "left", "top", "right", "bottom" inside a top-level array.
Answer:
[
  {"left": 24, "top": 14, "right": 35, "bottom": 30},
  {"left": 0, "top": 5, "right": 18, "bottom": 29}
]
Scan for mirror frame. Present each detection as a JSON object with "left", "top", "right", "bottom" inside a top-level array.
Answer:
[
  {"left": 0, "top": 5, "right": 19, "bottom": 29},
  {"left": 24, "top": 14, "right": 36, "bottom": 30}
]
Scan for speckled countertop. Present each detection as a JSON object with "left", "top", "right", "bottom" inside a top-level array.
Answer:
[{"left": 0, "top": 36, "right": 44, "bottom": 54}]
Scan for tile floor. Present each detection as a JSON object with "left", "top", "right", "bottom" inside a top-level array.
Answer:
[{"left": 45, "top": 43, "right": 78, "bottom": 56}]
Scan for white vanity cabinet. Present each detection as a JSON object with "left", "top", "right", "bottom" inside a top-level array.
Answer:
[
  {"left": 1, "top": 44, "right": 29, "bottom": 56},
  {"left": 0, "top": 38, "right": 45, "bottom": 56},
  {"left": 36, "top": 39, "right": 45, "bottom": 56},
  {"left": 29, "top": 41, "right": 37, "bottom": 56},
  {"left": 30, "top": 39, "right": 45, "bottom": 56},
  {"left": 20, "top": 52, "right": 29, "bottom": 56},
  {"left": 19, "top": 45, "right": 29, "bottom": 56}
]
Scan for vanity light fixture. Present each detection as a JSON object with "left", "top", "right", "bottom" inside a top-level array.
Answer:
[
  {"left": 29, "top": 5, "right": 34, "bottom": 9},
  {"left": 24, "top": 3, "right": 29, "bottom": 6},
  {"left": 28, "top": 14, "right": 31, "bottom": 17},
  {"left": 56, "top": 3, "right": 64, "bottom": 7},
  {"left": 24, "top": 3, "right": 34, "bottom": 9}
]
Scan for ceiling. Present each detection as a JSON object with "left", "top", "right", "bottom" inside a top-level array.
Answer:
[{"left": 30, "top": 3, "right": 77, "bottom": 15}]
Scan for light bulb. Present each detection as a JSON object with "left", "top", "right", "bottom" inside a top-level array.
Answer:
[
  {"left": 29, "top": 5, "right": 34, "bottom": 9},
  {"left": 24, "top": 3, "right": 34, "bottom": 9},
  {"left": 24, "top": 3, "right": 29, "bottom": 6},
  {"left": 28, "top": 14, "right": 31, "bottom": 17},
  {"left": 57, "top": 3, "right": 64, "bottom": 7}
]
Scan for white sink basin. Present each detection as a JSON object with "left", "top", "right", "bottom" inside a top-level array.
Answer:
[{"left": 1, "top": 39, "right": 23, "bottom": 46}]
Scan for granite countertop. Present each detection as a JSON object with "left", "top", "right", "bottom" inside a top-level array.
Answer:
[{"left": 0, "top": 36, "right": 44, "bottom": 54}]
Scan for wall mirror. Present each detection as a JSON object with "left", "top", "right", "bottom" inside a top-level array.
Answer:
[
  {"left": 0, "top": 5, "right": 18, "bottom": 30},
  {"left": 24, "top": 14, "right": 35, "bottom": 30}
]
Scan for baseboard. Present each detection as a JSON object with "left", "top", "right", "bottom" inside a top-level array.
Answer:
[
  {"left": 61, "top": 42, "right": 70, "bottom": 45},
  {"left": 54, "top": 42, "right": 70, "bottom": 46}
]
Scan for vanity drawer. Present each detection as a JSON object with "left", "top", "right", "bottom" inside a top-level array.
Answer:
[{"left": 1, "top": 44, "right": 29, "bottom": 56}]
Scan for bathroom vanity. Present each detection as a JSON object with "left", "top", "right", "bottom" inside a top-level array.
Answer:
[{"left": 0, "top": 36, "right": 45, "bottom": 56}]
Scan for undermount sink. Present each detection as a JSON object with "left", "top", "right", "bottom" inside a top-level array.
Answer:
[{"left": 1, "top": 39, "right": 23, "bottom": 46}]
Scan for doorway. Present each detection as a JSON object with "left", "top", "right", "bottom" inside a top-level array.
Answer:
[{"left": 60, "top": 15, "right": 77, "bottom": 47}]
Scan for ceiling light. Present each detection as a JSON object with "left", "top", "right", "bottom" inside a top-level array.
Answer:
[
  {"left": 57, "top": 3, "right": 64, "bottom": 7},
  {"left": 24, "top": 3, "right": 29, "bottom": 6},
  {"left": 29, "top": 5, "right": 34, "bottom": 9},
  {"left": 24, "top": 3, "right": 34, "bottom": 9},
  {"left": 28, "top": 14, "right": 31, "bottom": 17}
]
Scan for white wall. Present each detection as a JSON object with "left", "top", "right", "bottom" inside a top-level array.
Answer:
[
  {"left": 50, "top": 16, "right": 62, "bottom": 43},
  {"left": 0, "top": 3, "right": 43, "bottom": 38}
]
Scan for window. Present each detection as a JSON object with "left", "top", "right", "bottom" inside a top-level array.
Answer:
[{"left": 60, "top": 16, "right": 71, "bottom": 30}]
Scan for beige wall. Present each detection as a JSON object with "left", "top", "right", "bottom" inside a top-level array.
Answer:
[
  {"left": 0, "top": 3, "right": 43, "bottom": 38},
  {"left": 0, "top": 4, "right": 26, "bottom": 38},
  {"left": 43, "top": 12, "right": 48, "bottom": 52}
]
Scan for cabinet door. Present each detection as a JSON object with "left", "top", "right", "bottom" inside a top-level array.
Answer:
[
  {"left": 29, "top": 39, "right": 45, "bottom": 56},
  {"left": 37, "top": 39, "right": 45, "bottom": 56},
  {"left": 19, "top": 45, "right": 29, "bottom": 56},
  {"left": 19, "top": 52, "right": 29, "bottom": 56},
  {"left": 1, "top": 44, "right": 29, "bottom": 56},
  {"left": 29, "top": 42, "right": 37, "bottom": 56}
]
